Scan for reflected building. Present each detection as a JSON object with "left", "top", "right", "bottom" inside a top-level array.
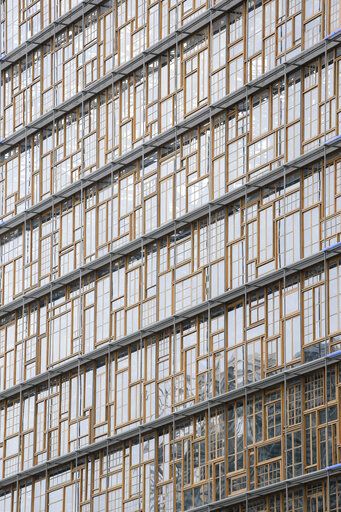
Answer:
[{"left": 0, "top": 0, "right": 341, "bottom": 511}]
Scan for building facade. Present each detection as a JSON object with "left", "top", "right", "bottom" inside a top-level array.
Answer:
[{"left": 0, "top": 0, "right": 341, "bottom": 510}]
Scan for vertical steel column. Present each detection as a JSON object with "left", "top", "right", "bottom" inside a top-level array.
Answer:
[{"left": 244, "top": 3, "right": 249, "bottom": 509}]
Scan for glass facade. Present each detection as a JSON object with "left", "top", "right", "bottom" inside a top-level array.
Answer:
[{"left": 0, "top": 0, "right": 341, "bottom": 511}]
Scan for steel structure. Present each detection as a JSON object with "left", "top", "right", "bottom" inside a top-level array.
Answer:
[{"left": 1, "top": 0, "right": 341, "bottom": 511}]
